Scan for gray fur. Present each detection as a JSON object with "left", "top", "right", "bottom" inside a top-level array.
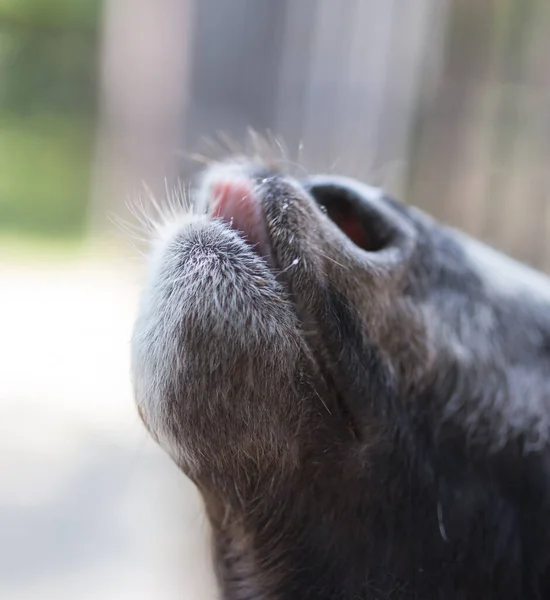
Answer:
[{"left": 131, "top": 156, "right": 550, "bottom": 599}]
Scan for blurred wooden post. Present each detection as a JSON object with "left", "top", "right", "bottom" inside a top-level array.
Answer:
[
  {"left": 88, "top": 0, "right": 194, "bottom": 240},
  {"left": 274, "top": 0, "right": 449, "bottom": 198},
  {"left": 182, "top": 0, "right": 289, "bottom": 168}
]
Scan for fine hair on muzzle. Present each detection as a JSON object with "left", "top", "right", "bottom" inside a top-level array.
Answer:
[{"left": 131, "top": 150, "right": 550, "bottom": 600}]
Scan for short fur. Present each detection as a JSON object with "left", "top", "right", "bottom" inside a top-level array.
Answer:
[{"left": 131, "top": 154, "right": 550, "bottom": 599}]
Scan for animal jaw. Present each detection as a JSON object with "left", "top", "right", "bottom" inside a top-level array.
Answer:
[{"left": 131, "top": 155, "right": 550, "bottom": 599}]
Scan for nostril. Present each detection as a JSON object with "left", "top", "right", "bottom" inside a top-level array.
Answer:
[
  {"left": 323, "top": 200, "right": 394, "bottom": 252},
  {"left": 304, "top": 182, "right": 398, "bottom": 253}
]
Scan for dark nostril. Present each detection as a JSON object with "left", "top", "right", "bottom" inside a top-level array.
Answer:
[
  {"left": 322, "top": 199, "right": 394, "bottom": 252},
  {"left": 303, "top": 182, "right": 398, "bottom": 253}
]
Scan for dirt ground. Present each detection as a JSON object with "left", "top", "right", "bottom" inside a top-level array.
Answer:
[{"left": 0, "top": 258, "right": 217, "bottom": 599}]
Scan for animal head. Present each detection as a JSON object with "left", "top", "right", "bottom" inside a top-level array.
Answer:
[{"left": 131, "top": 155, "right": 550, "bottom": 599}]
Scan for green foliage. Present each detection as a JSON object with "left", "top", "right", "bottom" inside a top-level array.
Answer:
[
  {"left": 0, "top": 0, "right": 99, "bottom": 116},
  {"left": 0, "top": 115, "right": 94, "bottom": 238},
  {"left": 0, "top": 0, "right": 99, "bottom": 241},
  {"left": 0, "top": 30, "right": 98, "bottom": 116},
  {"left": 0, "top": 0, "right": 100, "bottom": 29}
]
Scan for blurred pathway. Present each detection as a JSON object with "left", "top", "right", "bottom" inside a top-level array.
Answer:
[{"left": 0, "top": 258, "right": 216, "bottom": 599}]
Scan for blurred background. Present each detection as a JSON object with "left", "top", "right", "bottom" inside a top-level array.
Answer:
[{"left": 2, "top": 0, "right": 550, "bottom": 598}]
